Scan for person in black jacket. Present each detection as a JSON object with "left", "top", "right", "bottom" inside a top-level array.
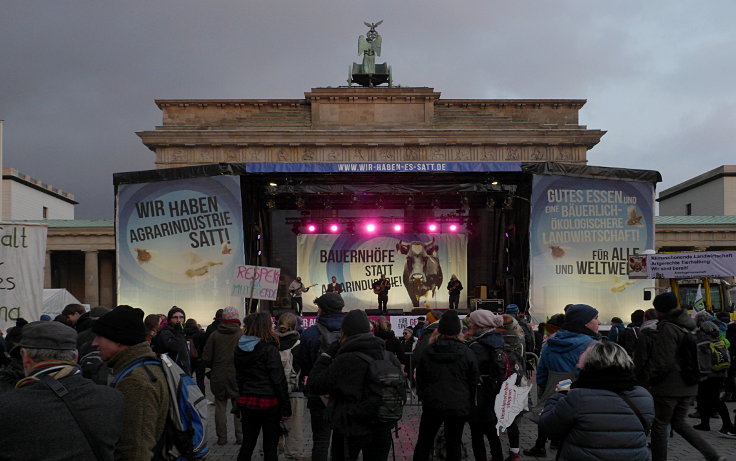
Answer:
[
  {"left": 153, "top": 306, "right": 191, "bottom": 375},
  {"left": 234, "top": 312, "right": 291, "bottom": 461},
  {"left": 648, "top": 293, "right": 724, "bottom": 461},
  {"left": 310, "top": 309, "right": 399, "bottom": 461},
  {"left": 413, "top": 310, "right": 479, "bottom": 461},
  {"left": 540, "top": 341, "right": 654, "bottom": 461},
  {"left": 447, "top": 275, "right": 463, "bottom": 309},
  {"left": 466, "top": 310, "right": 506, "bottom": 461}
]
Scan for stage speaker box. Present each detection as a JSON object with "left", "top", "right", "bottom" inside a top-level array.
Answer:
[
  {"left": 387, "top": 309, "right": 405, "bottom": 316},
  {"left": 411, "top": 308, "right": 431, "bottom": 315},
  {"left": 476, "top": 299, "right": 505, "bottom": 314},
  {"left": 365, "top": 309, "right": 383, "bottom": 316},
  {"left": 474, "top": 285, "right": 488, "bottom": 299}
]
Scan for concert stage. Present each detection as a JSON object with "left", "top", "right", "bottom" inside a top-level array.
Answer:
[{"left": 114, "top": 161, "right": 659, "bottom": 323}]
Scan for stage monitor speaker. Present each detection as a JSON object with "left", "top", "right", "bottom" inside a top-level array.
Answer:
[
  {"left": 476, "top": 299, "right": 504, "bottom": 314},
  {"left": 387, "top": 309, "right": 405, "bottom": 316},
  {"left": 365, "top": 309, "right": 383, "bottom": 316},
  {"left": 411, "top": 308, "right": 430, "bottom": 315}
]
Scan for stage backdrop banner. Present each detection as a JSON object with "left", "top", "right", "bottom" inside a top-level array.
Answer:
[
  {"left": 296, "top": 234, "right": 467, "bottom": 312},
  {"left": 0, "top": 223, "right": 46, "bottom": 330},
  {"left": 232, "top": 265, "right": 281, "bottom": 301},
  {"left": 529, "top": 175, "right": 655, "bottom": 322},
  {"left": 117, "top": 176, "right": 245, "bottom": 323}
]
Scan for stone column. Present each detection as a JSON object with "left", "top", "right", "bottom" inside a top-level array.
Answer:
[
  {"left": 44, "top": 250, "right": 52, "bottom": 289},
  {"left": 84, "top": 250, "right": 99, "bottom": 306}
]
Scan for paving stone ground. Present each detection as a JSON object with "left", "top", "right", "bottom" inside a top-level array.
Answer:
[{"left": 205, "top": 381, "right": 736, "bottom": 460}]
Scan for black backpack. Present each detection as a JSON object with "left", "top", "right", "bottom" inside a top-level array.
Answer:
[
  {"left": 355, "top": 351, "right": 406, "bottom": 423},
  {"left": 675, "top": 325, "right": 706, "bottom": 385},
  {"left": 491, "top": 332, "right": 525, "bottom": 387},
  {"left": 316, "top": 323, "right": 340, "bottom": 354}
]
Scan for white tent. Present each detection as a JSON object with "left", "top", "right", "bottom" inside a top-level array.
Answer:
[{"left": 42, "top": 289, "right": 87, "bottom": 318}]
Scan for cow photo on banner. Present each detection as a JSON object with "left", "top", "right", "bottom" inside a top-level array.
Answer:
[
  {"left": 116, "top": 176, "right": 245, "bottom": 322},
  {"left": 529, "top": 174, "right": 655, "bottom": 322},
  {"left": 296, "top": 234, "right": 467, "bottom": 312}
]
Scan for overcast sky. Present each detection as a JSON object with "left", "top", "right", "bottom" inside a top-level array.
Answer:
[{"left": 1, "top": 1, "right": 733, "bottom": 219}]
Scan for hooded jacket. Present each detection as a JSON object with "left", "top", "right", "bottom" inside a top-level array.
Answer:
[
  {"left": 202, "top": 322, "right": 243, "bottom": 400},
  {"left": 109, "top": 342, "right": 170, "bottom": 461},
  {"left": 540, "top": 372, "right": 654, "bottom": 461},
  {"left": 309, "top": 333, "right": 393, "bottom": 436},
  {"left": 649, "top": 308, "right": 698, "bottom": 397},
  {"left": 295, "top": 312, "right": 344, "bottom": 392},
  {"left": 536, "top": 329, "right": 597, "bottom": 390},
  {"left": 416, "top": 337, "right": 479, "bottom": 417},
  {"left": 234, "top": 336, "right": 291, "bottom": 416}
]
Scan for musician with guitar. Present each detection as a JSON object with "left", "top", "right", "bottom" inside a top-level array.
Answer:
[
  {"left": 447, "top": 274, "right": 463, "bottom": 309},
  {"left": 372, "top": 273, "right": 391, "bottom": 313},
  {"left": 288, "top": 276, "right": 316, "bottom": 315}
]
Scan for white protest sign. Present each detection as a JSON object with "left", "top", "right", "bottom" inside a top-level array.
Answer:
[
  {"left": 0, "top": 223, "right": 47, "bottom": 331},
  {"left": 232, "top": 265, "right": 281, "bottom": 301},
  {"left": 647, "top": 251, "right": 736, "bottom": 279}
]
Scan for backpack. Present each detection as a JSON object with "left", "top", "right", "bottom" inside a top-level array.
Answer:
[
  {"left": 355, "top": 351, "right": 406, "bottom": 423},
  {"left": 112, "top": 354, "right": 209, "bottom": 461},
  {"left": 675, "top": 326, "right": 706, "bottom": 385},
  {"left": 316, "top": 323, "right": 340, "bottom": 354},
  {"left": 280, "top": 340, "right": 301, "bottom": 393},
  {"left": 697, "top": 338, "right": 731, "bottom": 373},
  {"left": 491, "top": 332, "right": 525, "bottom": 386}
]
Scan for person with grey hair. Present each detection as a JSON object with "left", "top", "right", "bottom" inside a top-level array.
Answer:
[
  {"left": 540, "top": 341, "right": 654, "bottom": 461},
  {"left": 0, "top": 321, "right": 123, "bottom": 460}
]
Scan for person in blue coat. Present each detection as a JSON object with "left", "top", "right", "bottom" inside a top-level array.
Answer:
[
  {"left": 540, "top": 341, "right": 654, "bottom": 461},
  {"left": 524, "top": 304, "right": 600, "bottom": 458}
]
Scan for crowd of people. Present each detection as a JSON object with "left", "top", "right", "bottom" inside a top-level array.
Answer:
[{"left": 0, "top": 292, "right": 733, "bottom": 461}]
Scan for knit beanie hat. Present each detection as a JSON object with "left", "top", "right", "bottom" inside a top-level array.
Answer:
[
  {"left": 563, "top": 304, "right": 598, "bottom": 329},
  {"left": 438, "top": 310, "right": 462, "bottom": 336},
  {"left": 167, "top": 306, "right": 186, "bottom": 322},
  {"left": 505, "top": 304, "right": 520, "bottom": 315},
  {"left": 426, "top": 311, "right": 438, "bottom": 324},
  {"left": 342, "top": 309, "right": 370, "bottom": 337},
  {"left": 314, "top": 293, "right": 345, "bottom": 315},
  {"left": 469, "top": 310, "right": 503, "bottom": 329},
  {"left": 221, "top": 306, "right": 240, "bottom": 322},
  {"left": 653, "top": 292, "right": 678, "bottom": 313},
  {"left": 92, "top": 305, "right": 147, "bottom": 346}
]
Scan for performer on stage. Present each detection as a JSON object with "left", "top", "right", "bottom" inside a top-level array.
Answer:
[
  {"left": 288, "top": 276, "right": 311, "bottom": 314},
  {"left": 326, "top": 276, "right": 343, "bottom": 294},
  {"left": 447, "top": 274, "right": 463, "bottom": 309},
  {"left": 372, "top": 274, "right": 391, "bottom": 313}
]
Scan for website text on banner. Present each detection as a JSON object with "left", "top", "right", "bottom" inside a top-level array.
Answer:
[
  {"left": 232, "top": 265, "right": 281, "bottom": 301},
  {"left": 529, "top": 175, "right": 655, "bottom": 322},
  {"left": 0, "top": 223, "right": 46, "bottom": 330},
  {"left": 646, "top": 251, "right": 736, "bottom": 279},
  {"left": 116, "top": 176, "right": 245, "bottom": 323},
  {"left": 296, "top": 234, "right": 467, "bottom": 312}
]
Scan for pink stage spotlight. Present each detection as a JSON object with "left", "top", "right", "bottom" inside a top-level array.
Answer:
[
  {"left": 427, "top": 223, "right": 438, "bottom": 233},
  {"left": 365, "top": 223, "right": 377, "bottom": 233},
  {"left": 306, "top": 224, "right": 317, "bottom": 233},
  {"left": 448, "top": 224, "right": 458, "bottom": 232},
  {"left": 328, "top": 224, "right": 339, "bottom": 233},
  {"left": 393, "top": 223, "right": 403, "bottom": 232}
]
